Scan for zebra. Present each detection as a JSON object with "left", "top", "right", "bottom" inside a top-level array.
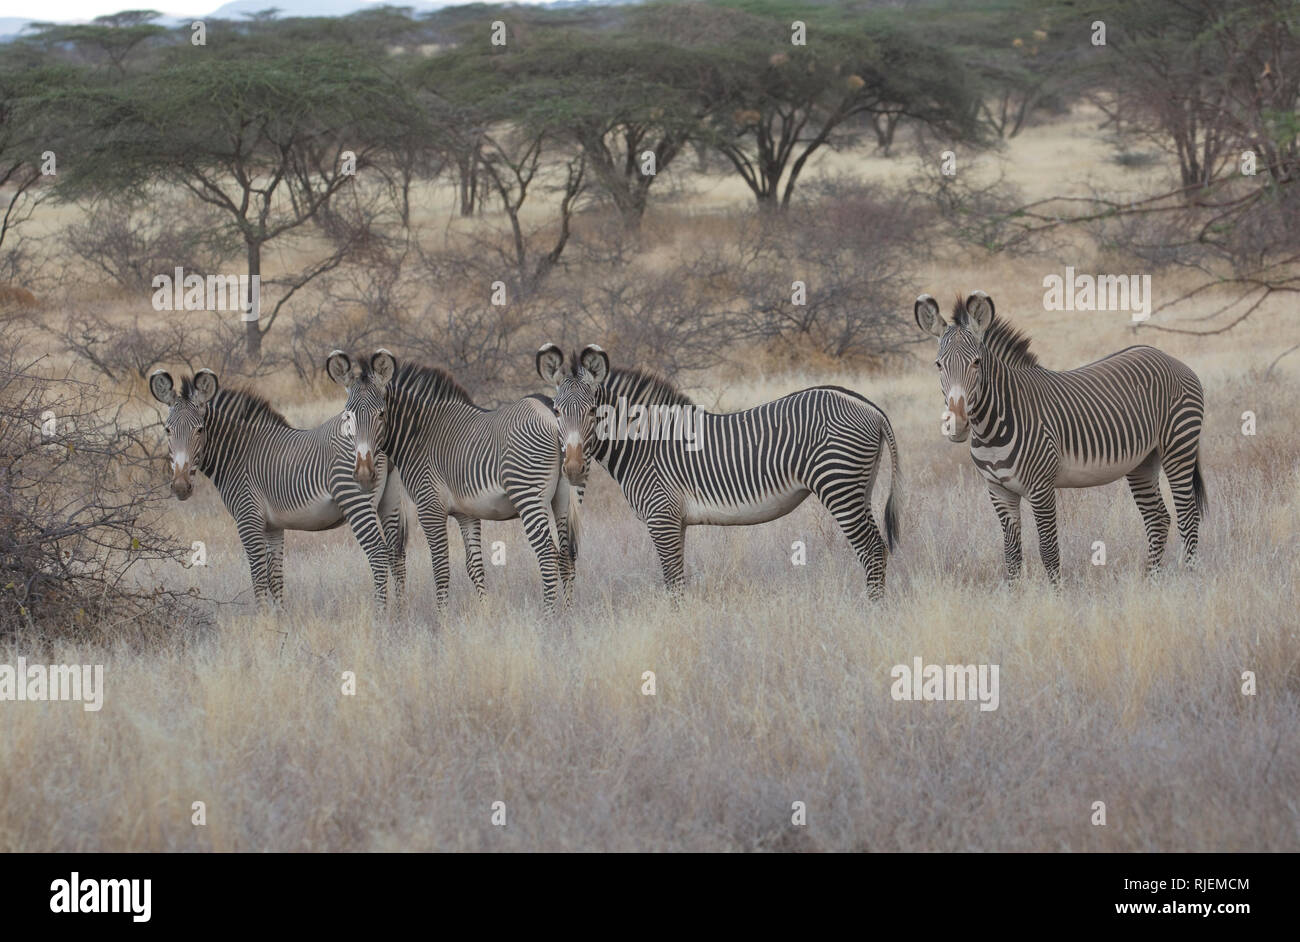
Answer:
[
  {"left": 149, "top": 363, "right": 405, "bottom": 608},
  {"left": 914, "top": 291, "right": 1206, "bottom": 581},
  {"left": 587, "top": 366, "right": 901, "bottom": 598},
  {"left": 535, "top": 344, "right": 609, "bottom": 604},
  {"left": 536, "top": 343, "right": 608, "bottom": 491},
  {"left": 337, "top": 345, "right": 605, "bottom": 614}
]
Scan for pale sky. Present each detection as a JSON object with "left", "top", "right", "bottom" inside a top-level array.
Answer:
[
  {"left": 0, "top": 1, "right": 195, "bottom": 16},
  {"left": 0, "top": 0, "right": 549, "bottom": 20}
]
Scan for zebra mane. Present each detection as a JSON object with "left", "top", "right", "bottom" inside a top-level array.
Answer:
[
  {"left": 605, "top": 367, "right": 695, "bottom": 407},
  {"left": 392, "top": 361, "right": 476, "bottom": 405},
  {"left": 209, "top": 384, "right": 291, "bottom": 427},
  {"left": 950, "top": 296, "right": 1040, "bottom": 369}
]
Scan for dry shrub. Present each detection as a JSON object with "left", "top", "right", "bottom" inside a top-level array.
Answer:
[
  {"left": 0, "top": 331, "right": 206, "bottom": 645},
  {"left": 55, "top": 307, "right": 281, "bottom": 384},
  {"left": 63, "top": 194, "right": 238, "bottom": 293},
  {"left": 289, "top": 247, "right": 540, "bottom": 400}
]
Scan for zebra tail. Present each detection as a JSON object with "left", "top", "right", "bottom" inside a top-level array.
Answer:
[
  {"left": 1192, "top": 455, "right": 1207, "bottom": 516},
  {"left": 880, "top": 416, "right": 901, "bottom": 552}
]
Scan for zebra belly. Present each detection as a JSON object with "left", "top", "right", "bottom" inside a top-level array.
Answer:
[
  {"left": 683, "top": 485, "right": 810, "bottom": 526},
  {"left": 1055, "top": 452, "right": 1145, "bottom": 488},
  {"left": 972, "top": 441, "right": 1145, "bottom": 492},
  {"left": 266, "top": 495, "right": 346, "bottom": 531},
  {"left": 449, "top": 489, "right": 518, "bottom": 521}
]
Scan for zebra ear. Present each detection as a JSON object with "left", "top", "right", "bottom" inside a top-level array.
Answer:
[
  {"left": 149, "top": 370, "right": 176, "bottom": 406},
  {"left": 326, "top": 350, "right": 353, "bottom": 387},
  {"left": 914, "top": 294, "right": 944, "bottom": 338},
  {"left": 536, "top": 343, "right": 565, "bottom": 384},
  {"left": 579, "top": 344, "right": 609, "bottom": 386},
  {"left": 370, "top": 349, "right": 396, "bottom": 387},
  {"left": 191, "top": 369, "right": 219, "bottom": 404},
  {"left": 965, "top": 291, "right": 995, "bottom": 336}
]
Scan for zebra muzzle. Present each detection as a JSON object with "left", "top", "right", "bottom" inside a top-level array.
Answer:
[
  {"left": 563, "top": 442, "right": 585, "bottom": 483},
  {"left": 355, "top": 452, "right": 378, "bottom": 489},
  {"left": 945, "top": 394, "right": 971, "bottom": 442},
  {"left": 170, "top": 467, "right": 194, "bottom": 500}
]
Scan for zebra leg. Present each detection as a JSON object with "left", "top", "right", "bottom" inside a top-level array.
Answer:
[
  {"left": 379, "top": 485, "right": 407, "bottom": 603},
  {"left": 552, "top": 482, "right": 575, "bottom": 608},
  {"left": 414, "top": 498, "right": 451, "bottom": 608},
  {"left": 265, "top": 528, "right": 286, "bottom": 605},
  {"left": 815, "top": 483, "right": 887, "bottom": 600},
  {"left": 986, "top": 483, "right": 1023, "bottom": 580},
  {"left": 1125, "top": 452, "right": 1171, "bottom": 573},
  {"left": 387, "top": 516, "right": 408, "bottom": 602},
  {"left": 647, "top": 515, "right": 687, "bottom": 593},
  {"left": 235, "top": 516, "right": 272, "bottom": 607},
  {"left": 514, "top": 498, "right": 560, "bottom": 615},
  {"left": 1163, "top": 452, "right": 1203, "bottom": 568},
  {"left": 1028, "top": 488, "right": 1061, "bottom": 584},
  {"left": 338, "top": 498, "right": 392, "bottom": 610},
  {"left": 453, "top": 513, "right": 487, "bottom": 601}
]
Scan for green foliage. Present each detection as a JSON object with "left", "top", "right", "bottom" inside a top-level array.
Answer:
[
  {"left": 23, "top": 14, "right": 169, "bottom": 75},
  {"left": 47, "top": 42, "right": 419, "bottom": 200}
]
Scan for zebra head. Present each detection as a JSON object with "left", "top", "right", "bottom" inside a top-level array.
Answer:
[
  {"left": 150, "top": 368, "right": 218, "bottom": 501},
  {"left": 536, "top": 343, "right": 609, "bottom": 485},
  {"left": 326, "top": 348, "right": 396, "bottom": 491},
  {"left": 915, "top": 291, "right": 996, "bottom": 444}
]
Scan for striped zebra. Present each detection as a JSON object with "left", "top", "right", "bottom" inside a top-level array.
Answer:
[
  {"left": 915, "top": 291, "right": 1206, "bottom": 581},
  {"left": 150, "top": 365, "right": 405, "bottom": 607},
  {"left": 340, "top": 345, "right": 605, "bottom": 614},
  {"left": 588, "top": 367, "right": 901, "bottom": 597}
]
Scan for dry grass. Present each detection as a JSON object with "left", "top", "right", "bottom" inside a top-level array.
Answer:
[{"left": 2, "top": 107, "right": 1298, "bottom": 852}]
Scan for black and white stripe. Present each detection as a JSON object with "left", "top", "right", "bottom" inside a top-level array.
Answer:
[
  {"left": 150, "top": 368, "right": 404, "bottom": 608},
  {"left": 363, "top": 352, "right": 584, "bottom": 614},
  {"left": 916, "top": 291, "right": 1207, "bottom": 581},
  {"left": 590, "top": 369, "right": 901, "bottom": 597}
]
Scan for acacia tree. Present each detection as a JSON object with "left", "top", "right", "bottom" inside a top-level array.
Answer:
[
  {"left": 433, "top": 94, "right": 487, "bottom": 218},
  {"left": 367, "top": 71, "right": 447, "bottom": 231},
  {"left": 939, "top": 0, "right": 1300, "bottom": 367},
  {"left": 477, "top": 128, "right": 586, "bottom": 294},
  {"left": 1091, "top": 2, "right": 1233, "bottom": 189},
  {"left": 1085, "top": 0, "right": 1299, "bottom": 193},
  {"left": 500, "top": 32, "right": 717, "bottom": 230},
  {"left": 53, "top": 41, "right": 416, "bottom": 358},
  {"left": 416, "top": 34, "right": 588, "bottom": 294},
  {"left": 25, "top": 11, "right": 169, "bottom": 76},
  {"left": 966, "top": 32, "right": 1081, "bottom": 139},
  {"left": 697, "top": 15, "right": 982, "bottom": 210},
  {"left": 0, "top": 53, "right": 75, "bottom": 284}
]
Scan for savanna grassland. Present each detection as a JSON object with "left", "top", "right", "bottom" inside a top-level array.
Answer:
[{"left": 2, "top": 100, "right": 1298, "bottom": 852}]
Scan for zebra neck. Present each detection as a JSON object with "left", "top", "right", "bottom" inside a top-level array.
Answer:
[
  {"left": 969, "top": 356, "right": 1020, "bottom": 443},
  {"left": 595, "top": 437, "right": 639, "bottom": 487},
  {"left": 593, "top": 377, "right": 696, "bottom": 485},
  {"left": 592, "top": 391, "right": 646, "bottom": 483},
  {"left": 197, "top": 403, "right": 276, "bottom": 490},
  {"left": 385, "top": 388, "right": 477, "bottom": 468}
]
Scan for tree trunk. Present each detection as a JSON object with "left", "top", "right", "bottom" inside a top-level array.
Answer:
[
  {"left": 755, "top": 189, "right": 780, "bottom": 214},
  {"left": 616, "top": 183, "right": 649, "bottom": 231},
  {"left": 244, "top": 240, "right": 262, "bottom": 360},
  {"left": 458, "top": 147, "right": 480, "bottom": 217}
]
